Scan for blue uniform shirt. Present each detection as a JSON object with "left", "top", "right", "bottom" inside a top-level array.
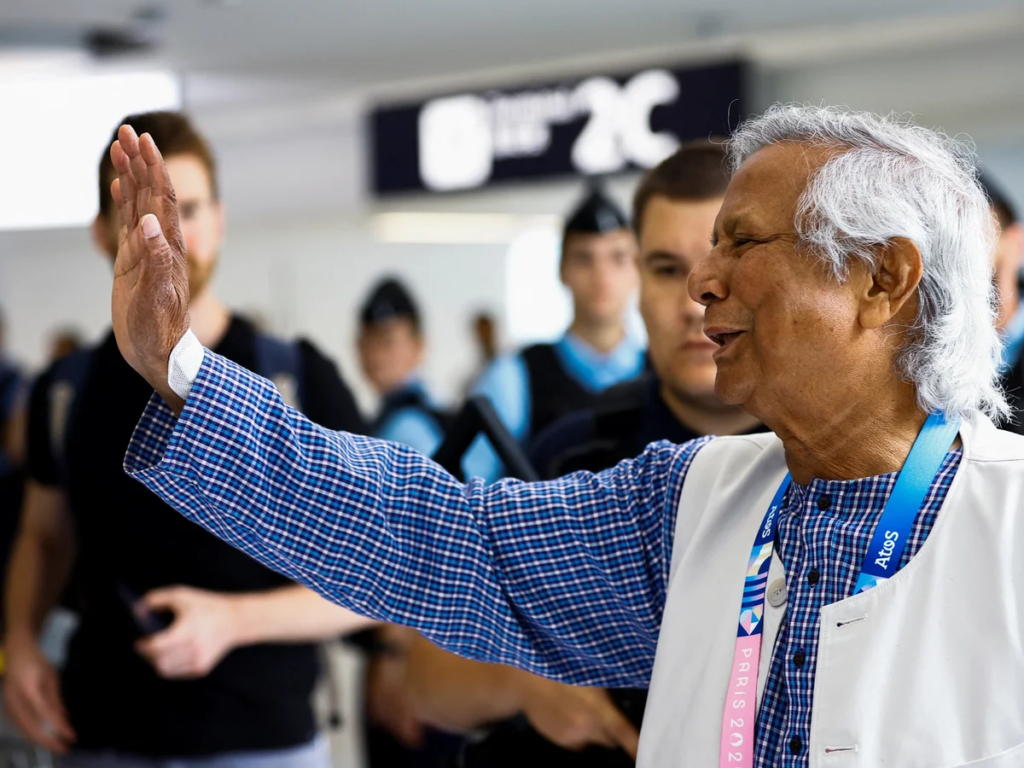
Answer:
[
  {"left": 376, "top": 376, "right": 490, "bottom": 479},
  {"left": 471, "top": 332, "right": 646, "bottom": 480}
]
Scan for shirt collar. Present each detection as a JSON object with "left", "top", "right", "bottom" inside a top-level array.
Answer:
[
  {"left": 383, "top": 371, "right": 430, "bottom": 403},
  {"left": 555, "top": 332, "right": 647, "bottom": 393}
]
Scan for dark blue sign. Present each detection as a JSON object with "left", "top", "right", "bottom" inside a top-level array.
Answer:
[{"left": 370, "top": 60, "right": 747, "bottom": 196}]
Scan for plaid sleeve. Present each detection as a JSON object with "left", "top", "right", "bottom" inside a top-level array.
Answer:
[{"left": 124, "top": 351, "right": 709, "bottom": 687}]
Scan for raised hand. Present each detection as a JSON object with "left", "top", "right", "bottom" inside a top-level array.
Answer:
[{"left": 109, "top": 125, "right": 190, "bottom": 409}]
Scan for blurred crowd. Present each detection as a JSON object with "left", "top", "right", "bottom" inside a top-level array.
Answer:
[{"left": 1, "top": 108, "right": 1022, "bottom": 768}]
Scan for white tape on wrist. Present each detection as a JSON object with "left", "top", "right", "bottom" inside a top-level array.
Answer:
[{"left": 168, "top": 329, "right": 205, "bottom": 400}]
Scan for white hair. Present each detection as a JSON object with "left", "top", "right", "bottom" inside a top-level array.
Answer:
[{"left": 727, "top": 103, "right": 1007, "bottom": 422}]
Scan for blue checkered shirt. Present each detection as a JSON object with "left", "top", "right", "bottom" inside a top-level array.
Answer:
[{"left": 124, "top": 352, "right": 960, "bottom": 767}]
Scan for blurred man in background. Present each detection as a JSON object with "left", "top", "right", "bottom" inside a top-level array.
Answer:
[
  {"left": 461, "top": 311, "right": 499, "bottom": 397},
  {"left": 472, "top": 186, "right": 643, "bottom": 477},
  {"left": 406, "top": 141, "right": 762, "bottom": 768},
  {"left": 3, "top": 111, "right": 373, "bottom": 768},
  {"left": 983, "top": 176, "right": 1024, "bottom": 433},
  {"left": 358, "top": 278, "right": 452, "bottom": 455},
  {"left": 357, "top": 276, "right": 489, "bottom": 477}
]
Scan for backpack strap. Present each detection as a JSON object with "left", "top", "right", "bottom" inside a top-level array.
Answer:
[
  {"left": 252, "top": 334, "right": 306, "bottom": 412},
  {"left": 591, "top": 377, "right": 649, "bottom": 441},
  {"left": 48, "top": 348, "right": 96, "bottom": 488},
  {"left": 376, "top": 386, "right": 456, "bottom": 439}
]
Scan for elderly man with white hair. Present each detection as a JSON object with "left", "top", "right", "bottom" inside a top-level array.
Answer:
[{"left": 105, "top": 104, "right": 1021, "bottom": 768}]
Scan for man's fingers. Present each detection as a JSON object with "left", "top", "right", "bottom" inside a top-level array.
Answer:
[
  {"left": 136, "top": 625, "right": 182, "bottom": 657},
  {"left": 135, "top": 605, "right": 191, "bottom": 664},
  {"left": 117, "top": 124, "right": 142, "bottom": 167},
  {"left": 135, "top": 633, "right": 196, "bottom": 679},
  {"left": 138, "top": 133, "right": 186, "bottom": 260},
  {"left": 596, "top": 698, "right": 640, "bottom": 760},
  {"left": 110, "top": 139, "right": 139, "bottom": 232},
  {"left": 37, "top": 676, "right": 76, "bottom": 743},
  {"left": 8, "top": 682, "right": 74, "bottom": 753},
  {"left": 139, "top": 133, "right": 174, "bottom": 197},
  {"left": 141, "top": 586, "right": 182, "bottom": 612}
]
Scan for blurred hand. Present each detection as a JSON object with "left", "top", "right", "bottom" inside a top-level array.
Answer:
[
  {"left": 365, "top": 629, "right": 425, "bottom": 749},
  {"left": 108, "top": 125, "right": 190, "bottom": 409},
  {"left": 520, "top": 677, "right": 639, "bottom": 760},
  {"left": 2, "top": 635, "right": 76, "bottom": 753},
  {"left": 134, "top": 586, "right": 239, "bottom": 679}
]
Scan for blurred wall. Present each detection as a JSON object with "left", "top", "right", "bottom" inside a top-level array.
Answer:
[{"left": 0, "top": 216, "right": 508, "bottom": 415}]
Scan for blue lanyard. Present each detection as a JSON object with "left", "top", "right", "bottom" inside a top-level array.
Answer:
[
  {"left": 721, "top": 412, "right": 961, "bottom": 767},
  {"left": 746, "top": 410, "right": 961, "bottom": 634},
  {"left": 851, "top": 411, "right": 961, "bottom": 593}
]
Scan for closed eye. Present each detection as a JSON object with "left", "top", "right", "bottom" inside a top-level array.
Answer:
[{"left": 654, "top": 265, "right": 685, "bottom": 277}]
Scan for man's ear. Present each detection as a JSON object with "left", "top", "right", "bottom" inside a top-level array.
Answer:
[
  {"left": 859, "top": 237, "right": 923, "bottom": 331},
  {"left": 91, "top": 214, "right": 116, "bottom": 261}
]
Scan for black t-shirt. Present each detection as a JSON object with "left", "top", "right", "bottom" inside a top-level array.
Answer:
[
  {"left": 26, "top": 317, "right": 366, "bottom": 757},
  {"left": 0, "top": 361, "right": 25, "bottom": 628},
  {"left": 457, "top": 377, "right": 762, "bottom": 768},
  {"left": 529, "top": 376, "right": 703, "bottom": 480}
]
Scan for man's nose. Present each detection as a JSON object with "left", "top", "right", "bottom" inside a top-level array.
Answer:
[{"left": 688, "top": 249, "right": 728, "bottom": 307}]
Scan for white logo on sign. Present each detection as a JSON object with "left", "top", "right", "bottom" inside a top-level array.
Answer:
[
  {"left": 418, "top": 95, "right": 494, "bottom": 191},
  {"left": 620, "top": 69, "right": 681, "bottom": 167}
]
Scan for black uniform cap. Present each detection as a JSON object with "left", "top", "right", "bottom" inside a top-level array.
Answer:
[
  {"left": 563, "top": 184, "right": 630, "bottom": 238},
  {"left": 359, "top": 278, "right": 421, "bottom": 329}
]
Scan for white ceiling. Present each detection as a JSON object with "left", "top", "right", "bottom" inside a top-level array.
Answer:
[{"left": 0, "top": 0, "right": 1021, "bottom": 87}]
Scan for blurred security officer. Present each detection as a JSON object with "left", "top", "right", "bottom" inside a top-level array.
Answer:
[
  {"left": 357, "top": 277, "right": 488, "bottom": 475},
  {"left": 358, "top": 278, "right": 452, "bottom": 453},
  {"left": 3, "top": 111, "right": 373, "bottom": 768},
  {"left": 472, "top": 186, "right": 643, "bottom": 477}
]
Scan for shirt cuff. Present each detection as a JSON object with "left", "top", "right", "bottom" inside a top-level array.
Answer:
[{"left": 168, "top": 329, "right": 205, "bottom": 400}]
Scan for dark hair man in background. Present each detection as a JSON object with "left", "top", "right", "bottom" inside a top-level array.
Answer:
[
  {"left": 471, "top": 186, "right": 644, "bottom": 479},
  {"left": 3, "top": 111, "right": 373, "bottom": 768},
  {"left": 982, "top": 175, "right": 1024, "bottom": 433},
  {"left": 405, "top": 141, "right": 763, "bottom": 768}
]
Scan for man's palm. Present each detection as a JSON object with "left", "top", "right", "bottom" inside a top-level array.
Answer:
[{"left": 109, "top": 125, "right": 190, "bottom": 395}]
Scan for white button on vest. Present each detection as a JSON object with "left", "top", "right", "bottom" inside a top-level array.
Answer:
[{"left": 767, "top": 577, "right": 787, "bottom": 608}]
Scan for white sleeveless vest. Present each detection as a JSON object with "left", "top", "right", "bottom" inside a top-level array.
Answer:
[{"left": 638, "top": 412, "right": 1024, "bottom": 767}]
